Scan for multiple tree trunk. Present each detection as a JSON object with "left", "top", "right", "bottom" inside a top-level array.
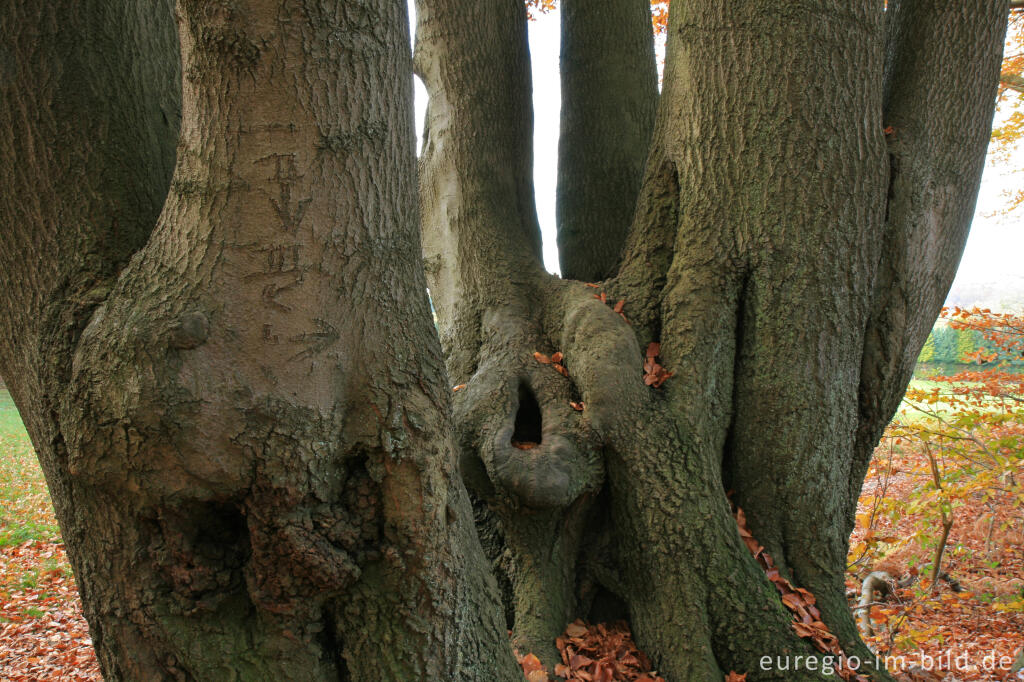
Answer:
[{"left": 0, "top": 0, "right": 1010, "bottom": 680}]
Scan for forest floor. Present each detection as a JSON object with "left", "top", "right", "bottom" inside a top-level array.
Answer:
[
  {"left": 0, "top": 391, "right": 99, "bottom": 680},
  {"left": 0, "top": 387, "right": 1021, "bottom": 681},
  {"left": 847, "top": 430, "right": 1024, "bottom": 681}
]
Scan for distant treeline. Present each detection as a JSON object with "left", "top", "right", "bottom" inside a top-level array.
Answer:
[{"left": 918, "top": 325, "right": 1024, "bottom": 367}]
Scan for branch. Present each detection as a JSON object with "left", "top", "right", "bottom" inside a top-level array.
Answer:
[
  {"left": 555, "top": 0, "right": 657, "bottom": 282},
  {"left": 855, "top": 0, "right": 1010, "bottom": 480},
  {"left": 857, "top": 571, "right": 894, "bottom": 638},
  {"left": 414, "top": 0, "right": 548, "bottom": 371},
  {"left": 1001, "top": 71, "right": 1024, "bottom": 94}
]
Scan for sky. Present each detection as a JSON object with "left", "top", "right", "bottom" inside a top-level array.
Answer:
[{"left": 412, "top": 8, "right": 1024, "bottom": 309}]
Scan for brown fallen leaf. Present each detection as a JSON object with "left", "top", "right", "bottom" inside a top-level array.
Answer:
[
  {"left": 554, "top": 363, "right": 569, "bottom": 377},
  {"left": 565, "top": 620, "right": 588, "bottom": 637},
  {"left": 551, "top": 351, "right": 564, "bottom": 363},
  {"left": 725, "top": 673, "right": 748, "bottom": 682},
  {"left": 570, "top": 401, "right": 585, "bottom": 411},
  {"left": 585, "top": 282, "right": 600, "bottom": 288},
  {"left": 521, "top": 653, "right": 544, "bottom": 675},
  {"left": 511, "top": 441, "right": 539, "bottom": 450},
  {"left": 452, "top": 383, "right": 467, "bottom": 392},
  {"left": 613, "top": 299, "right": 625, "bottom": 313},
  {"left": 642, "top": 346, "right": 674, "bottom": 387},
  {"left": 534, "top": 351, "right": 551, "bottom": 364}
]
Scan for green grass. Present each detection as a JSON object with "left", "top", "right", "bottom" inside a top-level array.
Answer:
[
  {"left": 0, "top": 389, "right": 27, "bottom": 435},
  {"left": 897, "top": 377, "right": 1009, "bottom": 423},
  {"left": 0, "top": 389, "right": 61, "bottom": 546}
]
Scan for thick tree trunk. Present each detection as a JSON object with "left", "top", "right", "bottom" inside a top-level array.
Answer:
[
  {"left": 0, "top": 1, "right": 517, "bottom": 680},
  {"left": 0, "top": 0, "right": 1011, "bottom": 680},
  {"left": 416, "top": 1, "right": 1009, "bottom": 680}
]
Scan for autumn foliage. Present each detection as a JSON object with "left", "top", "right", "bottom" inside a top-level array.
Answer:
[{"left": 849, "top": 307, "right": 1024, "bottom": 679}]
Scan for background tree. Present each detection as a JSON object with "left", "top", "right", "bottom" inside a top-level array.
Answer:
[{"left": 0, "top": 1, "right": 1011, "bottom": 681}]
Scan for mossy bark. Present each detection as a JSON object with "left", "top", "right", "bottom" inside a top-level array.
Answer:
[
  {"left": 417, "top": 1, "right": 1008, "bottom": 680},
  {"left": 0, "top": 0, "right": 1012, "bottom": 681},
  {"left": 0, "top": 1, "right": 517, "bottom": 680}
]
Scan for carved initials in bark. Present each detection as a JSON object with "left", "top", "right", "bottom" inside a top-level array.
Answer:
[
  {"left": 258, "top": 153, "right": 312, "bottom": 234},
  {"left": 0, "top": 0, "right": 1010, "bottom": 680}
]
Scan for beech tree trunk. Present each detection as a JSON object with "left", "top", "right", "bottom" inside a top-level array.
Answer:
[
  {"left": 0, "top": 1, "right": 516, "bottom": 680},
  {"left": 0, "top": 0, "right": 1011, "bottom": 681}
]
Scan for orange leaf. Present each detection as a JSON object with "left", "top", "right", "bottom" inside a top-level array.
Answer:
[
  {"left": 551, "top": 351, "right": 564, "bottom": 363},
  {"left": 533, "top": 352, "right": 551, "bottom": 364},
  {"left": 521, "top": 653, "right": 544, "bottom": 675},
  {"left": 452, "top": 383, "right": 467, "bottom": 392}
]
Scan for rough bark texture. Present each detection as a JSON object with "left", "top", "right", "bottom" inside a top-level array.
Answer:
[
  {"left": 0, "top": 1, "right": 517, "bottom": 680},
  {"left": 416, "top": 0, "right": 1007, "bottom": 680},
  {"left": 556, "top": 0, "right": 658, "bottom": 281},
  {"left": 857, "top": 0, "right": 1010, "bottom": 493},
  {"left": 0, "top": 0, "right": 1012, "bottom": 680},
  {"left": 414, "top": 0, "right": 607, "bottom": 664}
]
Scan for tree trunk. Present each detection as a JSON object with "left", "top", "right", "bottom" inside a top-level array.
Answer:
[
  {"left": 0, "top": 1, "right": 517, "bottom": 679},
  {"left": 0, "top": 0, "right": 1012, "bottom": 680},
  {"left": 556, "top": 0, "right": 658, "bottom": 281},
  {"left": 416, "top": 0, "right": 1008, "bottom": 679}
]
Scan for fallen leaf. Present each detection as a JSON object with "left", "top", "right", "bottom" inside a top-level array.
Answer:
[
  {"left": 551, "top": 351, "right": 564, "bottom": 363},
  {"left": 534, "top": 352, "right": 551, "bottom": 364},
  {"left": 565, "top": 621, "right": 588, "bottom": 637},
  {"left": 452, "top": 384, "right": 467, "bottom": 392},
  {"left": 521, "top": 653, "right": 545, "bottom": 675}
]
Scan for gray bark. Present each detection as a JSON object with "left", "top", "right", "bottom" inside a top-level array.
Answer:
[
  {"left": 415, "top": 0, "right": 604, "bottom": 662},
  {"left": 1, "top": 1, "right": 516, "bottom": 680},
  {"left": 0, "top": 0, "right": 1012, "bottom": 680},
  {"left": 416, "top": 0, "right": 1007, "bottom": 680},
  {"left": 556, "top": 0, "right": 658, "bottom": 282}
]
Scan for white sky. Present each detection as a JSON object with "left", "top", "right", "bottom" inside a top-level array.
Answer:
[{"left": 411, "top": 8, "right": 1023, "bottom": 307}]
